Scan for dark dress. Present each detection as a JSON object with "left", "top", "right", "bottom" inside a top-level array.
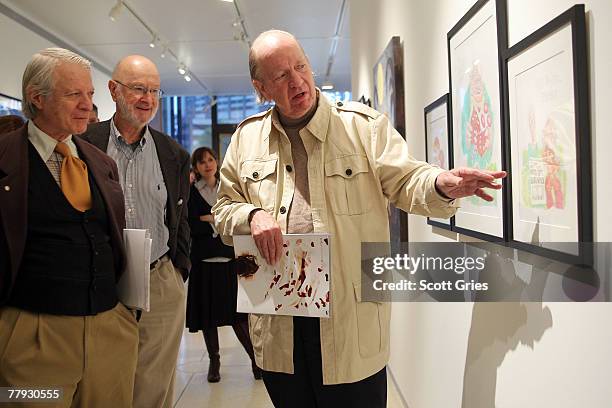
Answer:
[{"left": 186, "top": 183, "right": 242, "bottom": 331}]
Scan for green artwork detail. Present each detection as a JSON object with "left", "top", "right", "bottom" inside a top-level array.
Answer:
[{"left": 460, "top": 65, "right": 498, "bottom": 205}]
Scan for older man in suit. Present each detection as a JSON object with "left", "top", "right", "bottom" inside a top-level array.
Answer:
[
  {"left": 0, "top": 48, "right": 138, "bottom": 407},
  {"left": 81, "top": 55, "right": 190, "bottom": 408}
]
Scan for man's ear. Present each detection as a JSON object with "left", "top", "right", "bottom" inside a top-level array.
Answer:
[
  {"left": 252, "top": 79, "right": 268, "bottom": 101},
  {"left": 27, "top": 86, "right": 45, "bottom": 111},
  {"left": 108, "top": 80, "right": 118, "bottom": 102}
]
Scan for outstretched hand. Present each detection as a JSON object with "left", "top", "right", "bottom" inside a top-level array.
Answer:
[{"left": 435, "top": 167, "right": 506, "bottom": 201}]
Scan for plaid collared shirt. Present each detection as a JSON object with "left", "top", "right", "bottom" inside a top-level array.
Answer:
[{"left": 106, "top": 118, "right": 169, "bottom": 263}]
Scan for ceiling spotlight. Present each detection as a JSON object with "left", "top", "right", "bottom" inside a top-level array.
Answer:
[
  {"left": 178, "top": 65, "right": 186, "bottom": 75},
  {"left": 149, "top": 36, "right": 157, "bottom": 48},
  {"left": 108, "top": 0, "right": 123, "bottom": 22},
  {"left": 160, "top": 48, "right": 166, "bottom": 58},
  {"left": 184, "top": 74, "right": 192, "bottom": 82}
]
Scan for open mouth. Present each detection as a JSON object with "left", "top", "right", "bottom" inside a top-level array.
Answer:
[{"left": 292, "top": 91, "right": 306, "bottom": 102}]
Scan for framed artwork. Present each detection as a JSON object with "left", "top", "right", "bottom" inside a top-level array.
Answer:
[
  {"left": 373, "top": 36, "right": 408, "bottom": 248},
  {"left": 503, "top": 5, "right": 592, "bottom": 264},
  {"left": 447, "top": 0, "right": 508, "bottom": 241},
  {"left": 424, "top": 93, "right": 453, "bottom": 230},
  {"left": 0, "top": 93, "right": 24, "bottom": 118}
]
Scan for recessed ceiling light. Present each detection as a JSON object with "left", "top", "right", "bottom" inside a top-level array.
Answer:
[{"left": 108, "top": 0, "right": 123, "bottom": 21}]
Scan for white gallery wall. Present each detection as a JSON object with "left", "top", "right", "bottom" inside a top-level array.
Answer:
[
  {"left": 351, "top": 0, "right": 612, "bottom": 407},
  {"left": 0, "top": 11, "right": 114, "bottom": 120}
]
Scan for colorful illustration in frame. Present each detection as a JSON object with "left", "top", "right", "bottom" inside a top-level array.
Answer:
[
  {"left": 424, "top": 94, "right": 453, "bottom": 230},
  {"left": 373, "top": 36, "right": 407, "bottom": 248},
  {"left": 504, "top": 5, "right": 592, "bottom": 264},
  {"left": 448, "top": 0, "right": 506, "bottom": 240}
]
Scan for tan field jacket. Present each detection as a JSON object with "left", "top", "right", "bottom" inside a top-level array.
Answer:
[{"left": 213, "top": 94, "right": 458, "bottom": 384}]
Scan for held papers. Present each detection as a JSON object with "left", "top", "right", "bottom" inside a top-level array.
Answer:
[
  {"left": 233, "top": 234, "right": 330, "bottom": 318},
  {"left": 117, "top": 228, "right": 152, "bottom": 311}
]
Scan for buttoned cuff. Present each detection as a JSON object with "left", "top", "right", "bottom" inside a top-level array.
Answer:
[
  {"left": 416, "top": 168, "right": 460, "bottom": 218},
  {"left": 217, "top": 203, "right": 260, "bottom": 246}
]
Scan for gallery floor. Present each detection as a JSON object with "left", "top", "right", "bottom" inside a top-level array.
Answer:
[{"left": 173, "top": 326, "right": 405, "bottom": 407}]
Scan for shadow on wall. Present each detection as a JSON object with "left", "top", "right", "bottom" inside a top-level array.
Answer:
[{"left": 461, "top": 223, "right": 553, "bottom": 408}]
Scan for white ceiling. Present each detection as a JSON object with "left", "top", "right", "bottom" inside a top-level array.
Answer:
[{"left": 2, "top": 0, "right": 351, "bottom": 96}]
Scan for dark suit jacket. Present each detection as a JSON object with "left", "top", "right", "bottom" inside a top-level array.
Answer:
[
  {"left": 0, "top": 125, "right": 127, "bottom": 304},
  {"left": 81, "top": 119, "right": 191, "bottom": 279}
]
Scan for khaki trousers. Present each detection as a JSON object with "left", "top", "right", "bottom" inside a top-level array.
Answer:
[
  {"left": 0, "top": 302, "right": 139, "bottom": 408},
  {"left": 132, "top": 257, "right": 186, "bottom": 408}
]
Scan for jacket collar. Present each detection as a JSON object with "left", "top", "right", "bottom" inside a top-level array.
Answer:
[
  {"left": 269, "top": 88, "right": 330, "bottom": 143},
  {"left": 304, "top": 89, "right": 331, "bottom": 143},
  {"left": 27, "top": 121, "right": 78, "bottom": 161}
]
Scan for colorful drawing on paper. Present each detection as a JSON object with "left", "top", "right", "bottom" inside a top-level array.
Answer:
[
  {"left": 460, "top": 63, "right": 498, "bottom": 204},
  {"left": 233, "top": 234, "right": 330, "bottom": 318},
  {"left": 520, "top": 109, "right": 570, "bottom": 210}
]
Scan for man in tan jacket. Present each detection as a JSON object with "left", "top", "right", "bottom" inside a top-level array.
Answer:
[{"left": 213, "top": 30, "right": 505, "bottom": 407}]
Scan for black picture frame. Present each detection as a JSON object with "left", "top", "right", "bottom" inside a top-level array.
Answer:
[
  {"left": 424, "top": 93, "right": 454, "bottom": 231},
  {"left": 447, "top": 0, "right": 508, "bottom": 242},
  {"left": 372, "top": 36, "right": 408, "bottom": 249},
  {"left": 501, "top": 5, "right": 592, "bottom": 266}
]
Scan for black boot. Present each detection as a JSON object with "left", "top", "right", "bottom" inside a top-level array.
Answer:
[
  {"left": 203, "top": 330, "right": 221, "bottom": 383},
  {"left": 232, "top": 319, "right": 262, "bottom": 380}
]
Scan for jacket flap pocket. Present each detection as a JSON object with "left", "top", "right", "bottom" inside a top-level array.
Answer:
[
  {"left": 324, "top": 155, "right": 369, "bottom": 179},
  {"left": 240, "top": 158, "right": 277, "bottom": 182}
]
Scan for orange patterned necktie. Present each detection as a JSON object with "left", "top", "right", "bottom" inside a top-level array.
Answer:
[{"left": 54, "top": 142, "right": 92, "bottom": 212}]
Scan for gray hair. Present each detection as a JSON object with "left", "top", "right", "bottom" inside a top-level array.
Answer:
[
  {"left": 22, "top": 47, "right": 91, "bottom": 119},
  {"left": 249, "top": 29, "right": 307, "bottom": 103}
]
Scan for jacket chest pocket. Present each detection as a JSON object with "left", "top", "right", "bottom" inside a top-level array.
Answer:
[
  {"left": 324, "top": 155, "right": 372, "bottom": 215},
  {"left": 240, "top": 159, "right": 277, "bottom": 211}
]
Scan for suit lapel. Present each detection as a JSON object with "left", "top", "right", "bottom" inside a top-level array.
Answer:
[
  {"left": 150, "top": 129, "right": 179, "bottom": 214},
  {"left": 75, "top": 137, "right": 125, "bottom": 272},
  {"left": 74, "top": 137, "right": 117, "bottom": 221},
  {"left": 0, "top": 127, "right": 29, "bottom": 279},
  {"left": 81, "top": 119, "right": 111, "bottom": 151}
]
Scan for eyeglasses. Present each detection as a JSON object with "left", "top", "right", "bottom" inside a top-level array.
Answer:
[{"left": 112, "top": 79, "right": 163, "bottom": 98}]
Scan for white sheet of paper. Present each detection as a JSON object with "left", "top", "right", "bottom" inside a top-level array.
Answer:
[
  {"left": 117, "top": 228, "right": 152, "bottom": 311},
  {"left": 233, "top": 234, "right": 330, "bottom": 318}
]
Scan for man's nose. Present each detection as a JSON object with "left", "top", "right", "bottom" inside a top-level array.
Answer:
[
  {"left": 140, "top": 90, "right": 155, "bottom": 103},
  {"left": 79, "top": 93, "right": 93, "bottom": 111},
  {"left": 288, "top": 71, "right": 304, "bottom": 87}
]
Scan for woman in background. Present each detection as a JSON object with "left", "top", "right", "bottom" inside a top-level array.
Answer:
[{"left": 186, "top": 147, "right": 261, "bottom": 382}]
